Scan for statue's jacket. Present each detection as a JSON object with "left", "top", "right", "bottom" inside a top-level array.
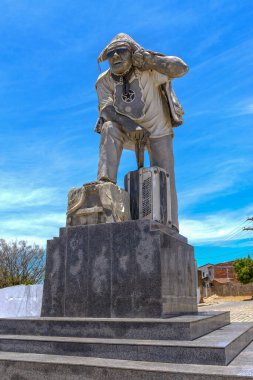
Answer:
[{"left": 95, "top": 68, "right": 184, "bottom": 150}]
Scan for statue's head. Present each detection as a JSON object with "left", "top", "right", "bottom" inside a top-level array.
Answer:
[
  {"left": 106, "top": 47, "right": 132, "bottom": 76},
  {"left": 98, "top": 33, "right": 142, "bottom": 76}
]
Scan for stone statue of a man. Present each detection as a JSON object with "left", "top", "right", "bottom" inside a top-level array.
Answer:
[{"left": 95, "top": 33, "right": 189, "bottom": 231}]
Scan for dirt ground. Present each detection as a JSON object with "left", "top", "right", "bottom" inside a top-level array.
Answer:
[
  {"left": 202, "top": 294, "right": 253, "bottom": 305},
  {"left": 199, "top": 295, "right": 253, "bottom": 322}
]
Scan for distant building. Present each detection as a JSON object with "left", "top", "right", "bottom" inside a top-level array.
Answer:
[
  {"left": 198, "top": 263, "right": 214, "bottom": 285},
  {"left": 198, "top": 263, "right": 214, "bottom": 298},
  {"left": 213, "top": 261, "right": 237, "bottom": 284},
  {"left": 198, "top": 261, "right": 236, "bottom": 286},
  {"left": 198, "top": 260, "right": 253, "bottom": 298}
]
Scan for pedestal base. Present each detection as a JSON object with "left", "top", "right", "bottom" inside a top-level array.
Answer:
[{"left": 41, "top": 220, "right": 197, "bottom": 318}]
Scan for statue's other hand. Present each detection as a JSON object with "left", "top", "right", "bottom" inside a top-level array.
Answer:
[{"left": 132, "top": 49, "right": 151, "bottom": 69}]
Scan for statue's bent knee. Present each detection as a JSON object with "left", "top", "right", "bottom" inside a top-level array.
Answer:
[{"left": 101, "top": 121, "right": 122, "bottom": 138}]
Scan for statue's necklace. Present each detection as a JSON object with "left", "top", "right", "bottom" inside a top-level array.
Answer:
[{"left": 110, "top": 67, "right": 135, "bottom": 97}]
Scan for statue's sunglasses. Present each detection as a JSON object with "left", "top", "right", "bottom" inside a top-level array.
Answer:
[{"left": 106, "top": 47, "right": 130, "bottom": 58}]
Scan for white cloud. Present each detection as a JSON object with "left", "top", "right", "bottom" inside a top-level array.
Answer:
[
  {"left": 180, "top": 205, "right": 253, "bottom": 245},
  {"left": 231, "top": 100, "right": 253, "bottom": 117},
  {"left": 0, "top": 212, "right": 66, "bottom": 246},
  {"left": 0, "top": 187, "right": 60, "bottom": 211},
  {"left": 179, "top": 158, "right": 253, "bottom": 209}
]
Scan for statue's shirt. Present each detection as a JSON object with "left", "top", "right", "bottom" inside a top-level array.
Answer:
[
  {"left": 114, "top": 78, "right": 145, "bottom": 119},
  {"left": 96, "top": 69, "right": 173, "bottom": 138}
]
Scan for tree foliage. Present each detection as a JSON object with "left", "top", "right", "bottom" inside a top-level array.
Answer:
[
  {"left": 0, "top": 239, "right": 45, "bottom": 289},
  {"left": 233, "top": 257, "right": 253, "bottom": 285}
]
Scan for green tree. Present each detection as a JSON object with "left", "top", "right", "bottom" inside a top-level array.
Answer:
[
  {"left": 0, "top": 239, "right": 45, "bottom": 289},
  {"left": 233, "top": 256, "right": 253, "bottom": 285}
]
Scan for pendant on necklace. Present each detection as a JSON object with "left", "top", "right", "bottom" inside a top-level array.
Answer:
[{"left": 122, "top": 89, "right": 135, "bottom": 103}]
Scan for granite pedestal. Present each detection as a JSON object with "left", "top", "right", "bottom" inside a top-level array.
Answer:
[{"left": 41, "top": 220, "right": 197, "bottom": 318}]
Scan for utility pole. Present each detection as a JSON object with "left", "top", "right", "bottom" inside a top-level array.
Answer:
[
  {"left": 243, "top": 218, "right": 253, "bottom": 258},
  {"left": 243, "top": 217, "right": 253, "bottom": 231}
]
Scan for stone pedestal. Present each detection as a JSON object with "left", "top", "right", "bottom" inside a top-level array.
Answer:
[{"left": 41, "top": 220, "right": 197, "bottom": 318}]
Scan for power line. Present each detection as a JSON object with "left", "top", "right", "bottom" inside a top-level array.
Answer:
[
  {"left": 217, "top": 217, "right": 253, "bottom": 242},
  {"left": 196, "top": 217, "right": 253, "bottom": 264},
  {"left": 221, "top": 217, "right": 253, "bottom": 240},
  {"left": 243, "top": 217, "right": 253, "bottom": 231}
]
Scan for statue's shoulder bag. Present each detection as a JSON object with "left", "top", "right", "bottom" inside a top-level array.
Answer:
[{"left": 161, "top": 82, "right": 184, "bottom": 127}]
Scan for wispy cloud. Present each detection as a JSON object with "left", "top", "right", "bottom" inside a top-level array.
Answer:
[
  {"left": 190, "top": 37, "right": 253, "bottom": 73},
  {"left": 189, "top": 98, "right": 253, "bottom": 119},
  {"left": 180, "top": 205, "right": 253, "bottom": 245},
  {"left": 0, "top": 212, "right": 66, "bottom": 246},
  {"left": 0, "top": 187, "right": 59, "bottom": 211},
  {"left": 230, "top": 99, "right": 253, "bottom": 117},
  {"left": 179, "top": 158, "right": 253, "bottom": 209}
]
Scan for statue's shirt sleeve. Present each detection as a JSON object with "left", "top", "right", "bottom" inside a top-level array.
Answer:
[{"left": 96, "top": 71, "right": 114, "bottom": 113}]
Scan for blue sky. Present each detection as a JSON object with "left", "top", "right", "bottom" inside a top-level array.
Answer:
[{"left": 0, "top": 0, "right": 252, "bottom": 266}]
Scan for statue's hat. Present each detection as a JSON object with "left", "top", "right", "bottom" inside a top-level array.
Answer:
[{"left": 98, "top": 33, "right": 142, "bottom": 63}]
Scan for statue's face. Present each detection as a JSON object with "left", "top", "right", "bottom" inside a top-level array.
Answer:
[{"left": 107, "top": 47, "right": 132, "bottom": 75}]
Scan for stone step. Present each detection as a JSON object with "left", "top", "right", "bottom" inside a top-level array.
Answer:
[
  {"left": 229, "top": 341, "right": 253, "bottom": 366},
  {"left": 0, "top": 311, "right": 229, "bottom": 341},
  {"left": 1, "top": 351, "right": 253, "bottom": 380},
  {"left": 0, "top": 322, "right": 252, "bottom": 366}
]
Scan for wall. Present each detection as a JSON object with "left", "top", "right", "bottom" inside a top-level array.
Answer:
[
  {"left": 211, "top": 281, "right": 253, "bottom": 297},
  {"left": 0, "top": 284, "right": 43, "bottom": 317},
  {"left": 214, "top": 261, "right": 236, "bottom": 280}
]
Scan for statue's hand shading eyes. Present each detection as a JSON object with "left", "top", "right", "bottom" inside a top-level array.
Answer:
[{"left": 132, "top": 49, "right": 151, "bottom": 69}]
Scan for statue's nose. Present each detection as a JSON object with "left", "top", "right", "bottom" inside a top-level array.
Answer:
[{"left": 113, "top": 51, "right": 120, "bottom": 58}]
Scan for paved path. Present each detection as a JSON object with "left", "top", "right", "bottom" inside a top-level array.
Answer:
[{"left": 198, "top": 300, "right": 253, "bottom": 322}]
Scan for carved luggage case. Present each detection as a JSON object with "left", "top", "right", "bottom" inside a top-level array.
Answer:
[{"left": 124, "top": 167, "right": 172, "bottom": 225}]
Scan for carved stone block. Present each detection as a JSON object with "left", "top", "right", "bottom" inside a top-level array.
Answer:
[{"left": 66, "top": 182, "right": 131, "bottom": 226}]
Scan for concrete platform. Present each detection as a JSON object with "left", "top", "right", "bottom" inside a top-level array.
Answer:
[
  {"left": 1, "top": 351, "right": 253, "bottom": 380},
  {"left": 0, "top": 311, "right": 230, "bottom": 340},
  {"left": 0, "top": 322, "right": 252, "bottom": 365}
]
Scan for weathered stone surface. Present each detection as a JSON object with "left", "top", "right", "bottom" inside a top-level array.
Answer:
[
  {"left": 41, "top": 220, "right": 197, "bottom": 318},
  {"left": 66, "top": 182, "right": 131, "bottom": 226},
  {"left": 0, "top": 322, "right": 252, "bottom": 365},
  {"left": 0, "top": 311, "right": 230, "bottom": 340},
  {"left": 1, "top": 352, "right": 253, "bottom": 380},
  {"left": 41, "top": 231, "right": 67, "bottom": 317}
]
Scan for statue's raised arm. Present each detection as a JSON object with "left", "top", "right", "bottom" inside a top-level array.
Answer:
[{"left": 132, "top": 49, "right": 189, "bottom": 78}]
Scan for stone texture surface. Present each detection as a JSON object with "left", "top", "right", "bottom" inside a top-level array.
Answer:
[
  {"left": 41, "top": 220, "right": 197, "bottom": 318},
  {"left": 1, "top": 353, "right": 253, "bottom": 380},
  {"left": 0, "top": 311, "right": 230, "bottom": 341},
  {"left": 0, "top": 322, "right": 252, "bottom": 365},
  {"left": 0, "top": 311, "right": 252, "bottom": 379},
  {"left": 41, "top": 233, "right": 66, "bottom": 317},
  {"left": 66, "top": 182, "right": 131, "bottom": 226}
]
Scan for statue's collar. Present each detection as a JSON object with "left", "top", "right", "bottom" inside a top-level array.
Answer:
[
  {"left": 110, "top": 66, "right": 134, "bottom": 83},
  {"left": 110, "top": 67, "right": 135, "bottom": 96}
]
